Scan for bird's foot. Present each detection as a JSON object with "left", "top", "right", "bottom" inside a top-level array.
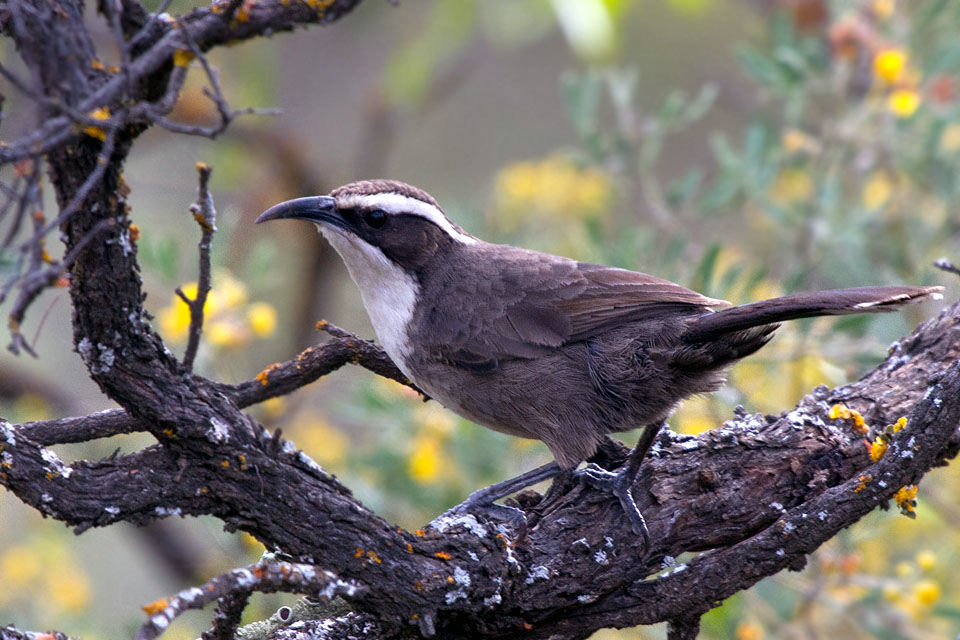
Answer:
[
  {"left": 576, "top": 464, "right": 650, "bottom": 546},
  {"left": 438, "top": 494, "right": 528, "bottom": 532},
  {"left": 434, "top": 461, "right": 563, "bottom": 532}
]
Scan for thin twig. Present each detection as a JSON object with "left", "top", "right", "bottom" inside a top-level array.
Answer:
[
  {"left": 180, "top": 162, "right": 216, "bottom": 372},
  {"left": 200, "top": 590, "right": 251, "bottom": 640},
  {"left": 134, "top": 558, "right": 364, "bottom": 640},
  {"left": 934, "top": 257, "right": 960, "bottom": 279}
]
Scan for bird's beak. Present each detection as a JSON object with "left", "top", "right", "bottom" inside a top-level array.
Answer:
[{"left": 254, "top": 196, "right": 344, "bottom": 229}]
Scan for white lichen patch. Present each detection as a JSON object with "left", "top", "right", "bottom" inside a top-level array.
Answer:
[
  {"left": 445, "top": 589, "right": 467, "bottom": 604},
  {"left": 104, "top": 505, "right": 120, "bottom": 515},
  {"left": 660, "top": 555, "right": 676, "bottom": 569},
  {"left": 776, "top": 549, "right": 785, "bottom": 557},
  {"left": 431, "top": 513, "right": 488, "bottom": 538},
  {"left": 206, "top": 416, "right": 230, "bottom": 443},
  {"left": 453, "top": 566, "right": 471, "bottom": 588},
  {"left": 234, "top": 568, "right": 256, "bottom": 588},
  {"left": 40, "top": 448, "right": 73, "bottom": 478},
  {"left": 77, "top": 337, "right": 95, "bottom": 366},
  {"left": 296, "top": 450, "right": 326, "bottom": 476},
  {"left": 154, "top": 506, "right": 182, "bottom": 517},
  {"left": 1, "top": 420, "right": 16, "bottom": 445},
  {"left": 577, "top": 594, "right": 598, "bottom": 603},
  {"left": 98, "top": 345, "right": 115, "bottom": 371},
  {"left": 524, "top": 565, "right": 549, "bottom": 584},
  {"left": 150, "top": 614, "right": 170, "bottom": 631},
  {"left": 177, "top": 587, "right": 204, "bottom": 603},
  {"left": 593, "top": 550, "right": 609, "bottom": 565},
  {"left": 483, "top": 592, "right": 502, "bottom": 607},
  {"left": 817, "top": 510, "right": 827, "bottom": 521}
]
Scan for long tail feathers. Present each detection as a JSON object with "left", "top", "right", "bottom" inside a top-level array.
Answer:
[{"left": 683, "top": 285, "right": 944, "bottom": 343}]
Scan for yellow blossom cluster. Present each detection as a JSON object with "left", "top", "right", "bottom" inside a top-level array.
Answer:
[
  {"left": 408, "top": 405, "right": 457, "bottom": 485},
  {"left": 871, "top": 47, "right": 922, "bottom": 118},
  {"left": 882, "top": 549, "right": 943, "bottom": 620},
  {"left": 0, "top": 538, "right": 91, "bottom": 615},
  {"left": 157, "top": 270, "right": 277, "bottom": 349},
  {"left": 491, "top": 155, "right": 613, "bottom": 232}
]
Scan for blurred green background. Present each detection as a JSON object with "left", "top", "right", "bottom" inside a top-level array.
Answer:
[{"left": 1, "top": 0, "right": 959, "bottom": 638}]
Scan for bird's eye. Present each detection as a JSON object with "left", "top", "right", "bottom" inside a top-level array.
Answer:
[{"left": 363, "top": 209, "right": 387, "bottom": 228}]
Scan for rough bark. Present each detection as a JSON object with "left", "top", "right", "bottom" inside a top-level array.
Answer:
[{"left": 0, "top": 0, "right": 958, "bottom": 639}]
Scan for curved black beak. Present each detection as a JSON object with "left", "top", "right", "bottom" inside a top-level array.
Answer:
[{"left": 254, "top": 196, "right": 343, "bottom": 228}]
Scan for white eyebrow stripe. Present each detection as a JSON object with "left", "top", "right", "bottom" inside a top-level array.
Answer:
[{"left": 336, "top": 193, "right": 477, "bottom": 245}]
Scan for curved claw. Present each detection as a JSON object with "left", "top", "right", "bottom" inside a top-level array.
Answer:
[{"left": 576, "top": 465, "right": 650, "bottom": 545}]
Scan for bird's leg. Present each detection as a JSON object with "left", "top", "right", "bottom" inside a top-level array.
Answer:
[
  {"left": 439, "top": 462, "right": 563, "bottom": 527},
  {"left": 577, "top": 422, "right": 664, "bottom": 546}
]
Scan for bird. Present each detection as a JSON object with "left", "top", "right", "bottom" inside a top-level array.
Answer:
[{"left": 256, "top": 178, "right": 943, "bottom": 544}]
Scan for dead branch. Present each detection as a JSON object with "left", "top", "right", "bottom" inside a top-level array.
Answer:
[{"left": 0, "top": 0, "right": 957, "bottom": 638}]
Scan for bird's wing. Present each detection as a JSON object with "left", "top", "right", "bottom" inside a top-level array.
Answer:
[{"left": 419, "top": 246, "right": 727, "bottom": 370}]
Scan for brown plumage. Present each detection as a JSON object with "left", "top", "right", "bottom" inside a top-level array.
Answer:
[{"left": 257, "top": 179, "right": 944, "bottom": 534}]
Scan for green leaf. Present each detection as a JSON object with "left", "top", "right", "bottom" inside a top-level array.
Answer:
[
  {"left": 562, "top": 71, "right": 602, "bottom": 139},
  {"left": 736, "top": 44, "right": 786, "bottom": 89},
  {"left": 691, "top": 243, "right": 722, "bottom": 295}
]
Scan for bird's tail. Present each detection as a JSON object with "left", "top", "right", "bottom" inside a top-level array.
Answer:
[{"left": 683, "top": 285, "right": 943, "bottom": 343}]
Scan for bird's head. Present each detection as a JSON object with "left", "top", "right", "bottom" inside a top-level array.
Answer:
[{"left": 255, "top": 179, "right": 475, "bottom": 274}]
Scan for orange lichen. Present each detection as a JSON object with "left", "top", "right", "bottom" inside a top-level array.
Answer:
[
  {"left": 434, "top": 551, "right": 451, "bottom": 560},
  {"left": 256, "top": 362, "right": 282, "bottom": 386},
  {"left": 128, "top": 223, "right": 140, "bottom": 243},
  {"left": 894, "top": 485, "right": 918, "bottom": 518},
  {"left": 142, "top": 598, "right": 169, "bottom": 615},
  {"left": 854, "top": 474, "right": 872, "bottom": 493},
  {"left": 828, "top": 403, "right": 868, "bottom": 434},
  {"left": 414, "top": 529, "right": 426, "bottom": 537},
  {"left": 354, "top": 548, "right": 364, "bottom": 558}
]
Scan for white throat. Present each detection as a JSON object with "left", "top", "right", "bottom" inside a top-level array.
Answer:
[{"left": 318, "top": 226, "right": 419, "bottom": 376}]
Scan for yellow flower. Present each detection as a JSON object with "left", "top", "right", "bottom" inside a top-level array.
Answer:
[
  {"left": 887, "top": 89, "right": 921, "bottom": 118},
  {"left": 291, "top": 416, "right": 348, "bottom": 466},
  {"left": 48, "top": 568, "right": 91, "bottom": 613},
  {"left": 492, "top": 156, "right": 612, "bottom": 231},
  {"left": 0, "top": 545, "right": 42, "bottom": 585},
  {"left": 409, "top": 434, "right": 444, "bottom": 484},
  {"left": 940, "top": 123, "right": 960, "bottom": 153},
  {"left": 873, "top": 49, "right": 908, "bottom": 85},
  {"left": 216, "top": 273, "right": 248, "bottom": 309},
  {"left": 915, "top": 550, "right": 936, "bottom": 571},
  {"left": 781, "top": 128, "right": 820, "bottom": 155},
  {"left": 414, "top": 405, "right": 456, "bottom": 437},
  {"left": 862, "top": 172, "right": 893, "bottom": 210},
  {"left": 261, "top": 396, "right": 287, "bottom": 420},
  {"left": 247, "top": 302, "right": 277, "bottom": 337},
  {"left": 206, "top": 320, "right": 247, "bottom": 348},
  {"left": 870, "top": 437, "right": 887, "bottom": 462},
  {"left": 735, "top": 621, "right": 764, "bottom": 640},
  {"left": 770, "top": 169, "right": 814, "bottom": 205},
  {"left": 873, "top": 0, "right": 895, "bottom": 18},
  {"left": 913, "top": 579, "right": 941, "bottom": 606}
]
